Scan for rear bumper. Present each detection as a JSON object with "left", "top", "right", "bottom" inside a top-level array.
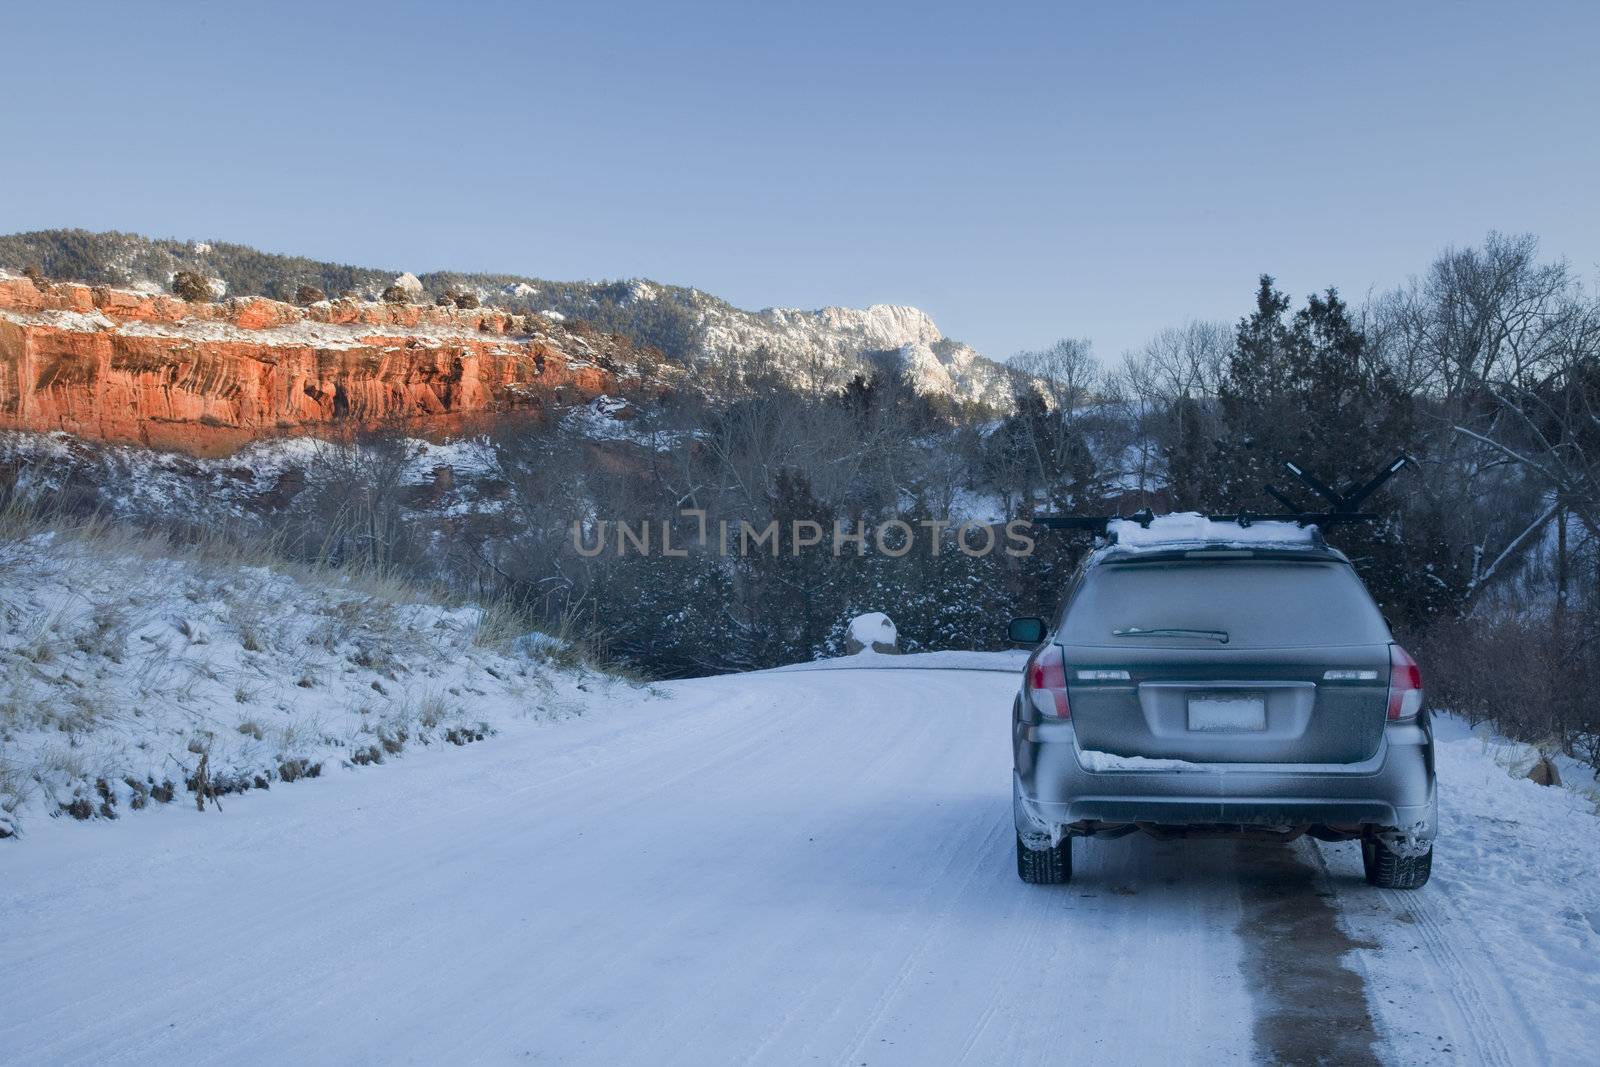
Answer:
[{"left": 1013, "top": 718, "right": 1436, "bottom": 840}]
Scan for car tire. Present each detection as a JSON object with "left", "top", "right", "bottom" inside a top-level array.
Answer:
[
  {"left": 1016, "top": 832, "right": 1072, "bottom": 884},
  {"left": 1362, "top": 837, "right": 1432, "bottom": 889}
]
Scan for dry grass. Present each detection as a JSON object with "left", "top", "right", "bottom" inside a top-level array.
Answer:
[
  {"left": 470, "top": 599, "right": 524, "bottom": 653},
  {"left": 0, "top": 753, "right": 30, "bottom": 837},
  {"left": 12, "top": 603, "right": 69, "bottom": 666},
  {"left": 0, "top": 489, "right": 443, "bottom": 614},
  {"left": 414, "top": 691, "right": 454, "bottom": 730}
]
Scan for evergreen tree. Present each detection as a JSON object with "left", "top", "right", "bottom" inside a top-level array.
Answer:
[
  {"left": 1214, "top": 276, "right": 1457, "bottom": 625},
  {"left": 1214, "top": 276, "right": 1412, "bottom": 509}
]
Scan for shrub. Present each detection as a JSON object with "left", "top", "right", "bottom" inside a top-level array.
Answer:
[
  {"left": 381, "top": 284, "right": 411, "bottom": 304},
  {"left": 172, "top": 270, "right": 212, "bottom": 302},
  {"left": 21, "top": 264, "right": 49, "bottom": 290},
  {"left": 295, "top": 284, "right": 325, "bottom": 305},
  {"left": 437, "top": 289, "right": 481, "bottom": 309},
  {"left": 1411, "top": 614, "right": 1600, "bottom": 767}
]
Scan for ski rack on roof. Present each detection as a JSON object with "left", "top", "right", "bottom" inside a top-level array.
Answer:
[{"left": 1031, "top": 454, "right": 1412, "bottom": 533}]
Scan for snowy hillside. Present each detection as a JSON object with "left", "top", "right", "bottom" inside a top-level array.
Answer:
[
  {"left": 0, "top": 526, "right": 636, "bottom": 838},
  {"left": 0, "top": 430, "right": 510, "bottom": 531}
]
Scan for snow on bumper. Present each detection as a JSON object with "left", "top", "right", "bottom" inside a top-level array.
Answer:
[{"left": 1014, "top": 720, "right": 1437, "bottom": 838}]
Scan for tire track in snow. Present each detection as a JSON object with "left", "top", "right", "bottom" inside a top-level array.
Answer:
[
  {"left": 1314, "top": 834, "right": 1550, "bottom": 1067},
  {"left": 834, "top": 816, "right": 1010, "bottom": 1066},
  {"left": 951, "top": 864, "right": 1050, "bottom": 1064},
  {"left": 737, "top": 686, "right": 1001, "bottom": 1063},
  {"left": 1377, "top": 887, "right": 1539, "bottom": 1067},
  {"left": 542, "top": 682, "right": 951, "bottom": 1065}
]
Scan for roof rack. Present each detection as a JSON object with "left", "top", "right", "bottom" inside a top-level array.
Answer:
[{"left": 1031, "top": 454, "right": 1412, "bottom": 533}]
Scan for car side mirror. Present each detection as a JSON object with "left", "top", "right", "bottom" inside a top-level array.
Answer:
[{"left": 1007, "top": 616, "right": 1046, "bottom": 645}]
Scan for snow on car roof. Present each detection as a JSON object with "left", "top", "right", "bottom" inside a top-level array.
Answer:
[{"left": 1105, "top": 512, "right": 1322, "bottom": 551}]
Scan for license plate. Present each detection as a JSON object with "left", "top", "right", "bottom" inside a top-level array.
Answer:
[{"left": 1187, "top": 694, "right": 1266, "bottom": 732}]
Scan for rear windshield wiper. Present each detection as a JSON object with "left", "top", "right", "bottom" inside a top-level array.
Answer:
[{"left": 1112, "top": 627, "right": 1230, "bottom": 644}]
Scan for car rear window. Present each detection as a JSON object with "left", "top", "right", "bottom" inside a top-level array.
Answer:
[{"left": 1059, "top": 559, "right": 1390, "bottom": 648}]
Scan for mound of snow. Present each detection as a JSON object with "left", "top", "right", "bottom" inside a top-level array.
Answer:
[{"left": 845, "top": 612, "right": 897, "bottom": 654}]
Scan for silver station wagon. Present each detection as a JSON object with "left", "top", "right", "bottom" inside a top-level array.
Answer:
[{"left": 1008, "top": 516, "right": 1435, "bottom": 889}]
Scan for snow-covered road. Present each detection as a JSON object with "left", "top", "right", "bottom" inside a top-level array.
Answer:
[{"left": 4, "top": 666, "right": 1598, "bottom": 1064}]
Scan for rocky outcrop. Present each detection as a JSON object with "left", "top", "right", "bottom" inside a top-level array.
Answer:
[
  {"left": 0, "top": 273, "right": 653, "bottom": 455},
  {"left": 697, "top": 301, "right": 1014, "bottom": 407}
]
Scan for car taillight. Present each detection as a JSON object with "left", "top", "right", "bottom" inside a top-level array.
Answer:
[
  {"left": 1026, "top": 644, "right": 1070, "bottom": 719},
  {"left": 1386, "top": 644, "right": 1423, "bottom": 722}
]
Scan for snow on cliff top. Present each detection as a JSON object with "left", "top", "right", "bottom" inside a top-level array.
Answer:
[{"left": 0, "top": 305, "right": 532, "bottom": 353}]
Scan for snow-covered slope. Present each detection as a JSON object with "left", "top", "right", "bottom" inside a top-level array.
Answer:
[
  {"left": 0, "top": 528, "right": 630, "bottom": 838},
  {"left": 0, "top": 430, "right": 508, "bottom": 529}
]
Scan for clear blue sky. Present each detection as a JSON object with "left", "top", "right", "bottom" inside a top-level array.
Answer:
[{"left": 4, "top": 1, "right": 1597, "bottom": 362}]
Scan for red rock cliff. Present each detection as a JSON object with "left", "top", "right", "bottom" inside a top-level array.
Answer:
[{"left": 0, "top": 273, "right": 646, "bottom": 455}]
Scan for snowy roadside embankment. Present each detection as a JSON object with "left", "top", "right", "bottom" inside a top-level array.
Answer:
[
  {"left": 1328, "top": 715, "right": 1600, "bottom": 1065},
  {"left": 0, "top": 530, "right": 629, "bottom": 839}
]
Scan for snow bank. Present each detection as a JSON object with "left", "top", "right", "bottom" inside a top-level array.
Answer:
[
  {"left": 0, "top": 533, "right": 619, "bottom": 838},
  {"left": 1329, "top": 715, "right": 1600, "bottom": 1065}
]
